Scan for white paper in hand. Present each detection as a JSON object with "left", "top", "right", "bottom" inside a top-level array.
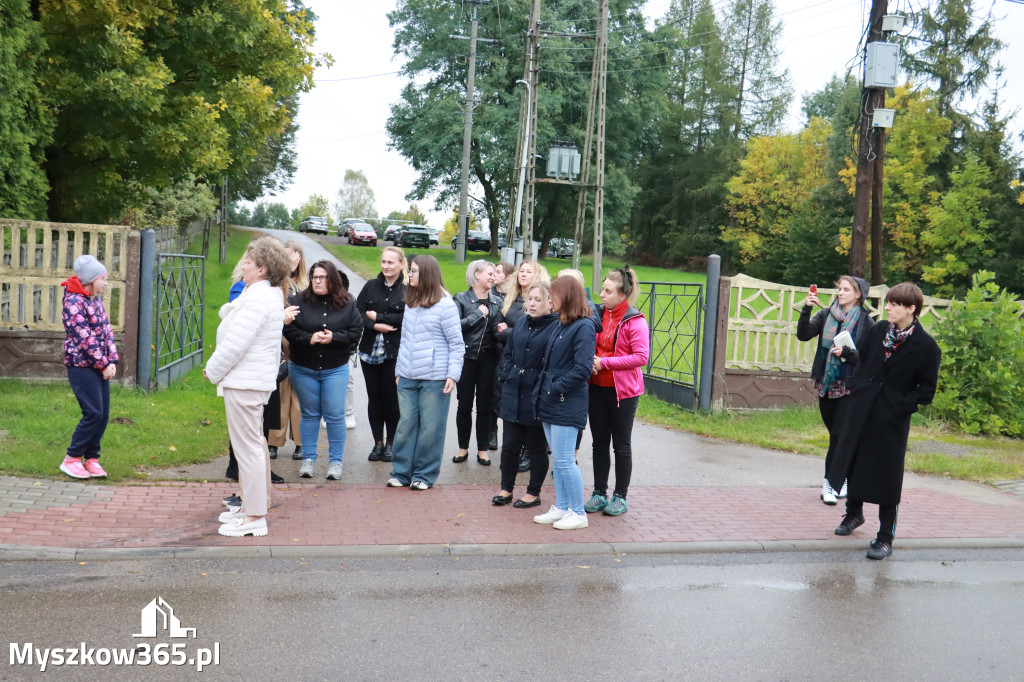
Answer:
[{"left": 832, "top": 330, "right": 856, "bottom": 358}]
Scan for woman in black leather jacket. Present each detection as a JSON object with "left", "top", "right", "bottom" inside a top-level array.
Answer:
[{"left": 452, "top": 260, "right": 505, "bottom": 466}]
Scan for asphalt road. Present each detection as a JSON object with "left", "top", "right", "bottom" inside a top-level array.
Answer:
[{"left": 2, "top": 549, "right": 1023, "bottom": 681}]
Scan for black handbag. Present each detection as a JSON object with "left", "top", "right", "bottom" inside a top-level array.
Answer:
[{"left": 277, "top": 358, "right": 289, "bottom": 383}]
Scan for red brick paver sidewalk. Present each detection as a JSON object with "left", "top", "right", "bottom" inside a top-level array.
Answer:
[{"left": 2, "top": 482, "right": 1023, "bottom": 551}]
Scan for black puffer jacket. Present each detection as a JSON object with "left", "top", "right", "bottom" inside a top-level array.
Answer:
[
  {"left": 497, "top": 312, "right": 559, "bottom": 425},
  {"left": 453, "top": 288, "right": 505, "bottom": 360},
  {"left": 284, "top": 292, "right": 362, "bottom": 370},
  {"left": 355, "top": 272, "right": 405, "bottom": 359}
]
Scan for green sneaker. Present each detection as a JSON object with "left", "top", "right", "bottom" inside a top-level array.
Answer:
[
  {"left": 602, "top": 494, "right": 628, "bottom": 516},
  {"left": 583, "top": 493, "right": 608, "bottom": 513}
]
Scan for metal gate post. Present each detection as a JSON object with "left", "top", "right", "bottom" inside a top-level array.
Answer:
[
  {"left": 136, "top": 229, "right": 155, "bottom": 392},
  {"left": 698, "top": 254, "right": 721, "bottom": 411}
]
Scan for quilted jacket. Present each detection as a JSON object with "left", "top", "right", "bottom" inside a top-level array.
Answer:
[
  {"left": 395, "top": 296, "right": 465, "bottom": 382},
  {"left": 205, "top": 279, "right": 285, "bottom": 393},
  {"left": 61, "top": 276, "right": 118, "bottom": 370}
]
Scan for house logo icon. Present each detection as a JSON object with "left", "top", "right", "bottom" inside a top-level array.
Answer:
[{"left": 133, "top": 597, "right": 197, "bottom": 639}]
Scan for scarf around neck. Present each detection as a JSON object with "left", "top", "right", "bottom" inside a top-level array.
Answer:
[{"left": 818, "top": 301, "right": 862, "bottom": 393}]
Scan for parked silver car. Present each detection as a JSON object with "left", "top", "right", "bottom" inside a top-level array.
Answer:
[{"left": 548, "top": 237, "right": 575, "bottom": 258}]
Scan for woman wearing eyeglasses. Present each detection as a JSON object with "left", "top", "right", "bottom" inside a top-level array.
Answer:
[
  {"left": 284, "top": 260, "right": 363, "bottom": 482},
  {"left": 584, "top": 266, "right": 649, "bottom": 518}
]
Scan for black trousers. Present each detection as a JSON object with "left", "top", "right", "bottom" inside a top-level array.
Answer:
[
  {"left": 498, "top": 421, "right": 549, "bottom": 497},
  {"left": 456, "top": 348, "right": 498, "bottom": 451},
  {"left": 845, "top": 498, "right": 899, "bottom": 543},
  {"left": 588, "top": 384, "right": 638, "bottom": 498},
  {"left": 361, "top": 359, "right": 400, "bottom": 443},
  {"left": 818, "top": 395, "right": 850, "bottom": 477}
]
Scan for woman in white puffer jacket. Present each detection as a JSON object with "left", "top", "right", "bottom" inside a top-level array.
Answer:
[{"left": 204, "top": 237, "right": 292, "bottom": 538}]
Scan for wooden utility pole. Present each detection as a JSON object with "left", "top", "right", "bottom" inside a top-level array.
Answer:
[
  {"left": 850, "top": 0, "right": 888, "bottom": 280},
  {"left": 454, "top": 0, "right": 492, "bottom": 264}
]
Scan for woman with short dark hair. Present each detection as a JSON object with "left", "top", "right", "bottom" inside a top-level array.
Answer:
[
  {"left": 284, "top": 260, "right": 363, "bottom": 482},
  {"left": 532, "top": 276, "right": 596, "bottom": 530},
  {"left": 828, "top": 282, "right": 941, "bottom": 560}
]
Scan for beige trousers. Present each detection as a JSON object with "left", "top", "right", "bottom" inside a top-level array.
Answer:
[{"left": 223, "top": 387, "right": 271, "bottom": 517}]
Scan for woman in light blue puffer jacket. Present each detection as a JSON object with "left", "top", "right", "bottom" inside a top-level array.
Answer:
[{"left": 387, "top": 256, "right": 465, "bottom": 490}]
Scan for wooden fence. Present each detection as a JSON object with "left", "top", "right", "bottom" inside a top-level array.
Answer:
[
  {"left": 0, "top": 219, "right": 140, "bottom": 384},
  {"left": 712, "top": 274, "right": 954, "bottom": 409}
]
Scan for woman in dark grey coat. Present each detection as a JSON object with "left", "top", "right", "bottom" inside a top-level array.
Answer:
[
  {"left": 797, "top": 275, "right": 873, "bottom": 505},
  {"left": 828, "top": 282, "right": 941, "bottom": 560}
]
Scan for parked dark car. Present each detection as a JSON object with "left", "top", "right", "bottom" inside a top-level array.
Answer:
[
  {"left": 299, "top": 216, "right": 329, "bottom": 234},
  {"left": 384, "top": 225, "right": 402, "bottom": 242},
  {"left": 548, "top": 237, "right": 575, "bottom": 258},
  {"left": 397, "top": 225, "right": 431, "bottom": 249},
  {"left": 451, "top": 230, "right": 491, "bottom": 252},
  {"left": 346, "top": 222, "right": 378, "bottom": 246}
]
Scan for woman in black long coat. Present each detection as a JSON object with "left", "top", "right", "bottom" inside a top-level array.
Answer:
[{"left": 828, "top": 282, "right": 941, "bottom": 560}]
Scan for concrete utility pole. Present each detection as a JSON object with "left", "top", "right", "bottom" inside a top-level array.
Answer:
[
  {"left": 508, "top": 0, "right": 540, "bottom": 264},
  {"left": 454, "top": 0, "right": 492, "bottom": 264},
  {"left": 850, "top": 0, "right": 888, "bottom": 281}
]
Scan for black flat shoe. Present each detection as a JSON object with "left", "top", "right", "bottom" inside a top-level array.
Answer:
[
  {"left": 270, "top": 471, "right": 284, "bottom": 484},
  {"left": 268, "top": 445, "right": 278, "bottom": 460},
  {"left": 477, "top": 455, "right": 491, "bottom": 466},
  {"left": 492, "top": 493, "right": 514, "bottom": 506},
  {"left": 452, "top": 453, "right": 469, "bottom": 463},
  {"left": 513, "top": 497, "right": 541, "bottom": 509}
]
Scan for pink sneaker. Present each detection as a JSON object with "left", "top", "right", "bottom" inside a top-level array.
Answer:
[
  {"left": 82, "top": 458, "right": 108, "bottom": 478},
  {"left": 60, "top": 457, "right": 90, "bottom": 479}
]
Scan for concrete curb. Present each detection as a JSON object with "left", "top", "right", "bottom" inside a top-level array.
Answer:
[{"left": 3, "top": 537, "right": 1023, "bottom": 562}]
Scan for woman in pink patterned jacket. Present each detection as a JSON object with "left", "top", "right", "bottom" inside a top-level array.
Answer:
[{"left": 60, "top": 255, "right": 118, "bottom": 479}]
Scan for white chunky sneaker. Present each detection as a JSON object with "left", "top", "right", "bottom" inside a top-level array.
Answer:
[
  {"left": 326, "top": 462, "right": 342, "bottom": 480},
  {"left": 553, "top": 510, "right": 589, "bottom": 530},
  {"left": 534, "top": 506, "right": 569, "bottom": 525},
  {"left": 821, "top": 479, "right": 838, "bottom": 505},
  {"left": 217, "top": 517, "right": 268, "bottom": 537},
  {"left": 838, "top": 479, "right": 848, "bottom": 499},
  {"left": 299, "top": 459, "right": 315, "bottom": 478},
  {"left": 345, "top": 415, "right": 356, "bottom": 429}
]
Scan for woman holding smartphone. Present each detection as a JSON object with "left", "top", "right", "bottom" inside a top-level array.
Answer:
[{"left": 796, "top": 275, "right": 873, "bottom": 505}]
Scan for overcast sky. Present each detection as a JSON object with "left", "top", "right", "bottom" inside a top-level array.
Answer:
[{"left": 262, "top": 0, "right": 1024, "bottom": 229}]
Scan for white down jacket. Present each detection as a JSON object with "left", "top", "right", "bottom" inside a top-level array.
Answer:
[
  {"left": 205, "top": 279, "right": 285, "bottom": 394},
  {"left": 395, "top": 296, "right": 465, "bottom": 382}
]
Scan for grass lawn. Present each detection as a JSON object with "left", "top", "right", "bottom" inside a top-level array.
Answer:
[
  {"left": 0, "top": 228, "right": 254, "bottom": 482},
  {"left": 637, "top": 395, "right": 1024, "bottom": 485}
]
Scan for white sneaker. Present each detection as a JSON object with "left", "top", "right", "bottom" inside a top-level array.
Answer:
[
  {"left": 217, "top": 517, "right": 268, "bottom": 537},
  {"left": 386, "top": 477, "right": 404, "bottom": 487},
  {"left": 218, "top": 509, "right": 245, "bottom": 523},
  {"left": 326, "top": 462, "right": 342, "bottom": 480},
  {"left": 821, "top": 479, "right": 838, "bottom": 506},
  {"left": 553, "top": 510, "right": 589, "bottom": 530},
  {"left": 299, "top": 459, "right": 315, "bottom": 478},
  {"left": 345, "top": 415, "right": 356, "bottom": 429},
  {"left": 838, "top": 480, "right": 848, "bottom": 499},
  {"left": 534, "top": 506, "right": 569, "bottom": 525}
]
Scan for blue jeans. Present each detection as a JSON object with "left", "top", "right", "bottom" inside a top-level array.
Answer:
[
  {"left": 289, "top": 362, "right": 348, "bottom": 464},
  {"left": 543, "top": 422, "right": 585, "bottom": 514},
  {"left": 389, "top": 378, "right": 451, "bottom": 487},
  {"left": 66, "top": 367, "right": 110, "bottom": 460}
]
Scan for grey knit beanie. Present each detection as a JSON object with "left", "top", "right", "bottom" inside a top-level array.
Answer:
[{"left": 74, "top": 255, "right": 107, "bottom": 285}]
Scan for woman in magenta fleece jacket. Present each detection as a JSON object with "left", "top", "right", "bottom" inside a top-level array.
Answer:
[
  {"left": 60, "top": 255, "right": 118, "bottom": 480},
  {"left": 584, "top": 266, "right": 650, "bottom": 518}
]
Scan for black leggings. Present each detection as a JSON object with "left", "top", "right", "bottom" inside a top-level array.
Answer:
[
  {"left": 361, "top": 359, "right": 400, "bottom": 443},
  {"left": 456, "top": 349, "right": 498, "bottom": 451},
  {"left": 498, "top": 421, "right": 549, "bottom": 497},
  {"left": 818, "top": 396, "right": 850, "bottom": 476},
  {"left": 588, "top": 384, "right": 638, "bottom": 498},
  {"left": 845, "top": 499, "right": 899, "bottom": 543}
]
